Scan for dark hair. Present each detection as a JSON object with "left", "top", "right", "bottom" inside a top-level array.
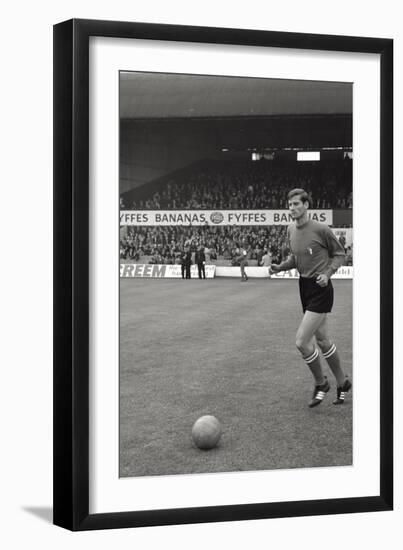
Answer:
[{"left": 287, "top": 188, "right": 311, "bottom": 207}]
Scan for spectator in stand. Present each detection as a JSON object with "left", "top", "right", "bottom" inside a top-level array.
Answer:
[
  {"left": 121, "top": 158, "right": 352, "bottom": 211},
  {"left": 209, "top": 245, "right": 217, "bottom": 261},
  {"left": 281, "top": 239, "right": 290, "bottom": 262},
  {"left": 149, "top": 250, "right": 163, "bottom": 265}
]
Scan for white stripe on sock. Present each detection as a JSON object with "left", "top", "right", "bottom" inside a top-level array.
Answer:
[
  {"left": 305, "top": 348, "right": 317, "bottom": 361},
  {"left": 305, "top": 349, "right": 319, "bottom": 364},
  {"left": 323, "top": 344, "right": 336, "bottom": 359}
]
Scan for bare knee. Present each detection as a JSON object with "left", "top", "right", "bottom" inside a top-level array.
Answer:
[
  {"left": 316, "top": 337, "right": 331, "bottom": 352},
  {"left": 295, "top": 337, "right": 311, "bottom": 356}
]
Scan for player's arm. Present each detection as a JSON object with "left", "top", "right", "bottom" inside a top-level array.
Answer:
[
  {"left": 316, "top": 227, "right": 346, "bottom": 286},
  {"left": 323, "top": 227, "right": 346, "bottom": 278},
  {"left": 270, "top": 253, "right": 296, "bottom": 273}
]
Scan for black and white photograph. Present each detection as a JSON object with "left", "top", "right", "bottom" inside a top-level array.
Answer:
[
  {"left": 119, "top": 72, "right": 353, "bottom": 478},
  {"left": 1, "top": 0, "right": 399, "bottom": 543},
  {"left": 50, "top": 14, "right": 392, "bottom": 534}
]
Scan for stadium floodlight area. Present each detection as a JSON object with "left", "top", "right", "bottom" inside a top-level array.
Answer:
[{"left": 297, "top": 151, "right": 320, "bottom": 161}]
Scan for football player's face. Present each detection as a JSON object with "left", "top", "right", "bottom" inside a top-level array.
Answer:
[{"left": 289, "top": 196, "right": 308, "bottom": 219}]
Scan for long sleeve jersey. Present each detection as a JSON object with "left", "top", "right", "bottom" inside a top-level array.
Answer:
[{"left": 278, "top": 219, "right": 345, "bottom": 278}]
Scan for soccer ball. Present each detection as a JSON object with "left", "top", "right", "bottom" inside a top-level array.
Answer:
[{"left": 191, "top": 415, "right": 222, "bottom": 450}]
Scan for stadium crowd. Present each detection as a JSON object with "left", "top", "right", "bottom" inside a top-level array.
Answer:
[
  {"left": 121, "top": 159, "right": 353, "bottom": 211},
  {"left": 120, "top": 159, "right": 353, "bottom": 266},
  {"left": 119, "top": 224, "right": 351, "bottom": 267},
  {"left": 120, "top": 225, "right": 352, "bottom": 266},
  {"left": 120, "top": 225, "right": 289, "bottom": 265}
]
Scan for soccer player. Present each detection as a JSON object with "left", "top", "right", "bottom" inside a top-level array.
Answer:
[
  {"left": 234, "top": 248, "right": 249, "bottom": 282},
  {"left": 270, "top": 188, "right": 352, "bottom": 407},
  {"left": 260, "top": 248, "right": 272, "bottom": 276}
]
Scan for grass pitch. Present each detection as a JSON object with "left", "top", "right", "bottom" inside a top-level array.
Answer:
[{"left": 120, "top": 278, "right": 352, "bottom": 477}]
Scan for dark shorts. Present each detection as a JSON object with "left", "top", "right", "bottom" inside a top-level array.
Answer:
[{"left": 299, "top": 276, "right": 334, "bottom": 314}]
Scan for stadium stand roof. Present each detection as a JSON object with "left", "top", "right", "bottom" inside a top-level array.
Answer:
[{"left": 120, "top": 72, "right": 352, "bottom": 119}]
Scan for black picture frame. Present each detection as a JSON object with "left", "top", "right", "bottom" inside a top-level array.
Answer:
[{"left": 53, "top": 18, "right": 393, "bottom": 531}]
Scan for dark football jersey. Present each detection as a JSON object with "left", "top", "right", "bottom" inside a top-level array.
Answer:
[{"left": 287, "top": 219, "right": 345, "bottom": 278}]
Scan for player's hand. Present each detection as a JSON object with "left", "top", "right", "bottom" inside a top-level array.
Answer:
[
  {"left": 269, "top": 264, "right": 281, "bottom": 274},
  {"left": 316, "top": 274, "right": 329, "bottom": 287}
]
